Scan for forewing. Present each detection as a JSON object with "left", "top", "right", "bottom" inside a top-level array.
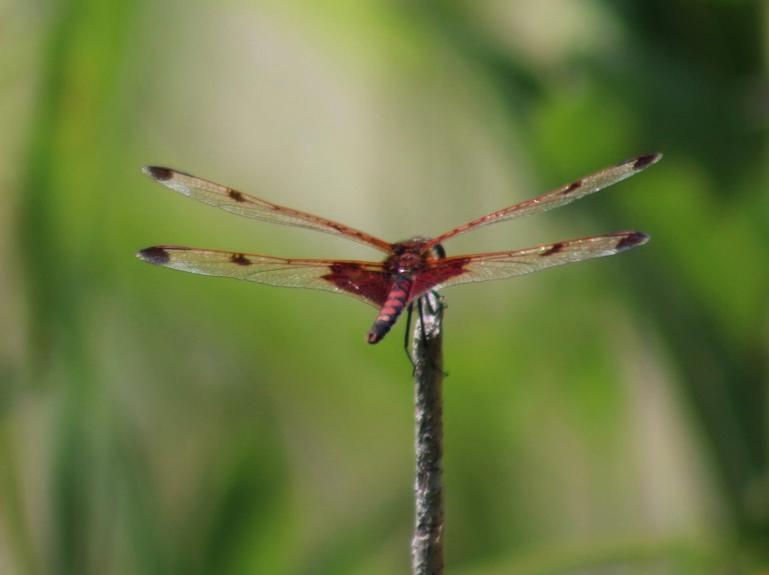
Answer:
[
  {"left": 137, "top": 246, "right": 391, "bottom": 307},
  {"left": 143, "top": 167, "right": 392, "bottom": 252},
  {"left": 427, "top": 153, "right": 661, "bottom": 247},
  {"left": 411, "top": 231, "right": 648, "bottom": 295}
]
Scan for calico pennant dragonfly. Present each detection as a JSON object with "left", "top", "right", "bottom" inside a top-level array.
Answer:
[{"left": 138, "top": 153, "right": 660, "bottom": 344}]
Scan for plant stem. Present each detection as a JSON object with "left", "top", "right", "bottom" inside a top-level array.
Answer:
[{"left": 411, "top": 292, "right": 445, "bottom": 575}]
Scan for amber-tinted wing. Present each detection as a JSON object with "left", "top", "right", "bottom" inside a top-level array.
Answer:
[
  {"left": 143, "top": 167, "right": 392, "bottom": 252},
  {"left": 425, "top": 153, "right": 661, "bottom": 249},
  {"left": 137, "top": 246, "right": 391, "bottom": 307},
  {"left": 410, "top": 231, "right": 648, "bottom": 297}
]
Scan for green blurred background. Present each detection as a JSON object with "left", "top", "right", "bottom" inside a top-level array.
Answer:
[{"left": 2, "top": 1, "right": 769, "bottom": 573}]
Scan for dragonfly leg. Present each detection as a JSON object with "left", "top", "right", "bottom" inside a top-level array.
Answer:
[
  {"left": 404, "top": 294, "right": 445, "bottom": 373},
  {"left": 403, "top": 302, "right": 416, "bottom": 367}
]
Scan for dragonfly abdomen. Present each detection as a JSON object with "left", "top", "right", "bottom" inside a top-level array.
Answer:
[{"left": 367, "top": 278, "right": 411, "bottom": 344}]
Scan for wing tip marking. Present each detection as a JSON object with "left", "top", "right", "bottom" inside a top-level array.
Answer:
[
  {"left": 143, "top": 166, "right": 174, "bottom": 181},
  {"left": 138, "top": 246, "right": 171, "bottom": 265},
  {"left": 616, "top": 232, "right": 649, "bottom": 252},
  {"left": 631, "top": 152, "right": 662, "bottom": 171}
]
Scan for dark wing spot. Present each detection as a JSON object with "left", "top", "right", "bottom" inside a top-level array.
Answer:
[
  {"left": 143, "top": 166, "right": 173, "bottom": 181},
  {"left": 616, "top": 232, "right": 649, "bottom": 252},
  {"left": 228, "top": 189, "right": 246, "bottom": 202},
  {"left": 632, "top": 153, "right": 661, "bottom": 170},
  {"left": 138, "top": 246, "right": 170, "bottom": 264},
  {"left": 561, "top": 180, "right": 583, "bottom": 195},
  {"left": 540, "top": 242, "right": 565, "bottom": 257},
  {"left": 230, "top": 253, "right": 251, "bottom": 266}
]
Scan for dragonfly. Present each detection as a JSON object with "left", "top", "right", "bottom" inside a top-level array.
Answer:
[{"left": 138, "top": 153, "right": 660, "bottom": 344}]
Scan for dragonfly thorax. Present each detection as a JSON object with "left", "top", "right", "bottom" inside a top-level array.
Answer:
[{"left": 386, "top": 238, "right": 433, "bottom": 275}]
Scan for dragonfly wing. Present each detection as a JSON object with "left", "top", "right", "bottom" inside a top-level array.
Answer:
[
  {"left": 428, "top": 153, "right": 661, "bottom": 247},
  {"left": 137, "top": 246, "right": 391, "bottom": 307},
  {"left": 411, "top": 231, "right": 648, "bottom": 296},
  {"left": 143, "top": 167, "right": 392, "bottom": 252}
]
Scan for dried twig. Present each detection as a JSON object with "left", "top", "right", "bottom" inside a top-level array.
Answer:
[{"left": 411, "top": 291, "right": 445, "bottom": 575}]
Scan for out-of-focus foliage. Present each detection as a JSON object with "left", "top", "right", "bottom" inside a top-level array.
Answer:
[{"left": 1, "top": 1, "right": 768, "bottom": 573}]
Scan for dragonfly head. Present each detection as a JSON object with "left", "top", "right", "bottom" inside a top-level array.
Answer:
[{"left": 394, "top": 236, "right": 445, "bottom": 259}]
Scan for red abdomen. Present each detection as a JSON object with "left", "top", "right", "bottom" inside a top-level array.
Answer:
[{"left": 367, "top": 277, "right": 411, "bottom": 344}]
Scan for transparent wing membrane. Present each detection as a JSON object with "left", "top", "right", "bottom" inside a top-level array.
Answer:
[
  {"left": 143, "top": 167, "right": 392, "bottom": 252},
  {"left": 427, "top": 153, "right": 661, "bottom": 247},
  {"left": 138, "top": 246, "right": 390, "bottom": 307}
]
